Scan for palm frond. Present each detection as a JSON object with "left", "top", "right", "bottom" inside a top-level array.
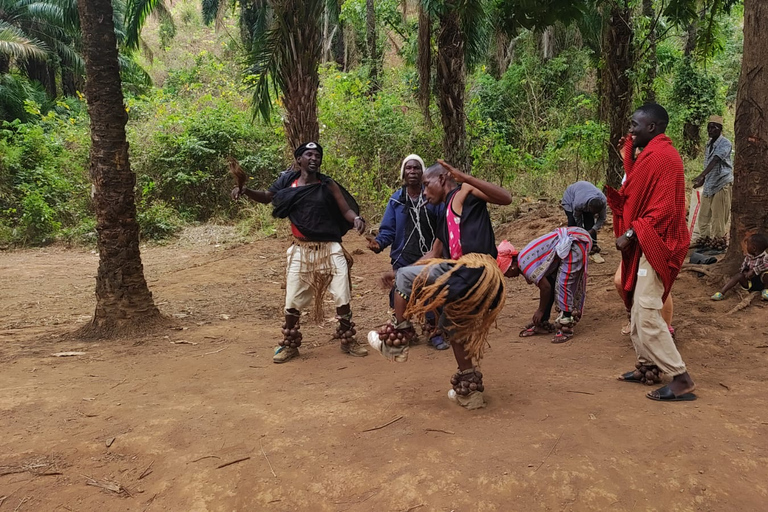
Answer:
[
  {"left": 123, "top": 0, "right": 172, "bottom": 49},
  {"left": 0, "top": 22, "right": 50, "bottom": 61},
  {"left": 118, "top": 52, "right": 152, "bottom": 86},
  {"left": 202, "top": 0, "right": 223, "bottom": 25}
]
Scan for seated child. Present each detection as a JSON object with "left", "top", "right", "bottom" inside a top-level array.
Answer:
[{"left": 711, "top": 233, "right": 768, "bottom": 301}]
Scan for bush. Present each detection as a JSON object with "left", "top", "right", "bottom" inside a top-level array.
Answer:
[{"left": 137, "top": 200, "right": 184, "bottom": 240}]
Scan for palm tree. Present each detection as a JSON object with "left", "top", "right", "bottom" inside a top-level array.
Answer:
[
  {"left": 77, "top": 0, "right": 162, "bottom": 337},
  {"left": 601, "top": 0, "right": 634, "bottom": 189},
  {"left": 418, "top": 0, "right": 487, "bottom": 171},
  {"left": 0, "top": 0, "right": 81, "bottom": 95},
  {"left": 203, "top": 0, "right": 323, "bottom": 148},
  {"left": 249, "top": 0, "right": 323, "bottom": 148},
  {"left": 723, "top": 0, "right": 768, "bottom": 271}
]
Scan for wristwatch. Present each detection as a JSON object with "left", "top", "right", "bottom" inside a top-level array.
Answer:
[{"left": 625, "top": 228, "right": 634, "bottom": 239}]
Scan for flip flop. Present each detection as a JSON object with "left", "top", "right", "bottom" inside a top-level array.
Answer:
[
  {"left": 646, "top": 385, "right": 697, "bottom": 402},
  {"left": 519, "top": 322, "right": 555, "bottom": 338},
  {"left": 618, "top": 370, "right": 644, "bottom": 384},
  {"left": 551, "top": 330, "right": 573, "bottom": 344}
]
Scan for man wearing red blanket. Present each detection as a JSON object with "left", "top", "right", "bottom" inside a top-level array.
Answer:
[{"left": 606, "top": 103, "right": 696, "bottom": 402}]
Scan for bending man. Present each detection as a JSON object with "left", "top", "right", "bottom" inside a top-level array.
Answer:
[
  {"left": 561, "top": 181, "right": 607, "bottom": 254},
  {"left": 499, "top": 227, "right": 592, "bottom": 344}
]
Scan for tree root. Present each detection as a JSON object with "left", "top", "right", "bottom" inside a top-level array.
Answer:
[
  {"left": 681, "top": 264, "right": 718, "bottom": 278},
  {"left": 71, "top": 311, "right": 170, "bottom": 340},
  {"left": 727, "top": 292, "right": 759, "bottom": 315}
]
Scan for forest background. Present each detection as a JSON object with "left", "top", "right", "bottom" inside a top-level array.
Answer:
[{"left": 0, "top": 0, "right": 744, "bottom": 247}]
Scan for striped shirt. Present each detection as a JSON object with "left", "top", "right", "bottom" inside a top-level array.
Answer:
[{"left": 517, "top": 227, "right": 593, "bottom": 284}]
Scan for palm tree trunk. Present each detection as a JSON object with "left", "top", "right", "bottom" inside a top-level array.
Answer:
[
  {"left": 723, "top": 0, "right": 768, "bottom": 271},
  {"left": 280, "top": 0, "right": 322, "bottom": 148},
  {"left": 436, "top": 10, "right": 469, "bottom": 171},
  {"left": 77, "top": 0, "right": 162, "bottom": 337},
  {"left": 682, "top": 21, "right": 701, "bottom": 158},
  {"left": 417, "top": 4, "right": 432, "bottom": 126},
  {"left": 62, "top": 67, "right": 77, "bottom": 97},
  {"left": 601, "top": 3, "right": 634, "bottom": 189},
  {"left": 641, "top": 0, "right": 656, "bottom": 103},
  {"left": 366, "top": 0, "right": 380, "bottom": 93}
]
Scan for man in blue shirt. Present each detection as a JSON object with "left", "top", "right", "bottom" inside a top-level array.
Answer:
[{"left": 693, "top": 115, "right": 733, "bottom": 251}]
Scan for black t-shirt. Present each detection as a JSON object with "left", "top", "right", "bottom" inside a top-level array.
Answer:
[{"left": 436, "top": 187, "right": 497, "bottom": 259}]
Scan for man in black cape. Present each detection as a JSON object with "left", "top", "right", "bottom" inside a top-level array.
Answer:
[{"left": 232, "top": 142, "right": 368, "bottom": 363}]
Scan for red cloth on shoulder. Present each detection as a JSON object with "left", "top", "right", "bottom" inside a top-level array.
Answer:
[{"left": 605, "top": 134, "right": 690, "bottom": 309}]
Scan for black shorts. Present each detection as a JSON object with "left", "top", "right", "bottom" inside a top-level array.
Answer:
[{"left": 741, "top": 272, "right": 767, "bottom": 292}]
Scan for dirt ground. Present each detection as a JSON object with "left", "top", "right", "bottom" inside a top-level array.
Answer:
[{"left": 1, "top": 207, "right": 767, "bottom": 512}]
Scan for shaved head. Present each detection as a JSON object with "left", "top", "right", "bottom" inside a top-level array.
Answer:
[
  {"left": 422, "top": 162, "right": 455, "bottom": 205},
  {"left": 424, "top": 163, "right": 448, "bottom": 178},
  {"left": 635, "top": 103, "right": 669, "bottom": 132}
]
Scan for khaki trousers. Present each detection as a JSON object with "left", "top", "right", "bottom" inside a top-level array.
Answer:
[
  {"left": 630, "top": 255, "right": 686, "bottom": 376},
  {"left": 698, "top": 184, "right": 732, "bottom": 239}
]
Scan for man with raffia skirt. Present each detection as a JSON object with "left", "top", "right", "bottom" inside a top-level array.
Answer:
[
  {"left": 606, "top": 103, "right": 697, "bottom": 402},
  {"left": 367, "top": 159, "right": 512, "bottom": 410},
  {"left": 231, "top": 142, "right": 369, "bottom": 364}
]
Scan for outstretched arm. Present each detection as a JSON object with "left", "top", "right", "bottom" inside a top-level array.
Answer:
[
  {"left": 231, "top": 187, "right": 274, "bottom": 204},
  {"left": 329, "top": 181, "right": 365, "bottom": 234},
  {"left": 438, "top": 159, "right": 512, "bottom": 206}
]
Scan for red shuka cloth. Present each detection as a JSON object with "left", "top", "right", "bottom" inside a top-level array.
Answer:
[{"left": 605, "top": 134, "right": 690, "bottom": 310}]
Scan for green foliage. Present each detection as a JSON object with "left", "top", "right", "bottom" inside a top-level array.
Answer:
[
  {"left": 317, "top": 66, "right": 442, "bottom": 218},
  {"left": 0, "top": 106, "right": 90, "bottom": 245},
  {"left": 339, "top": 0, "right": 404, "bottom": 65},
  {"left": 466, "top": 39, "right": 607, "bottom": 191},
  {"left": 137, "top": 200, "right": 183, "bottom": 240},
  {"left": 128, "top": 51, "right": 287, "bottom": 221},
  {"left": 671, "top": 55, "right": 723, "bottom": 126}
]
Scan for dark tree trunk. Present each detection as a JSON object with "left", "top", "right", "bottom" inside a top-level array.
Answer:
[
  {"left": 366, "top": 0, "right": 379, "bottom": 93},
  {"left": 601, "top": 3, "right": 634, "bottom": 189},
  {"left": 641, "top": 0, "right": 656, "bottom": 103},
  {"left": 77, "top": 0, "right": 162, "bottom": 337},
  {"left": 682, "top": 21, "right": 701, "bottom": 157},
  {"left": 62, "top": 67, "right": 78, "bottom": 97},
  {"left": 280, "top": 0, "right": 322, "bottom": 148},
  {"left": 723, "top": 0, "right": 768, "bottom": 271},
  {"left": 417, "top": 4, "right": 432, "bottom": 127},
  {"left": 436, "top": 10, "right": 469, "bottom": 171},
  {"left": 0, "top": 55, "right": 10, "bottom": 74},
  {"left": 488, "top": 30, "right": 511, "bottom": 80},
  {"left": 23, "top": 59, "right": 57, "bottom": 98},
  {"left": 332, "top": 18, "right": 345, "bottom": 68}
]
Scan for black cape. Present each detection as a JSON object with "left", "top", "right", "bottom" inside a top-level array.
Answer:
[{"left": 271, "top": 171, "right": 359, "bottom": 242}]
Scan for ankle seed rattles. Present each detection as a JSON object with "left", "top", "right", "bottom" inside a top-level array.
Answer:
[
  {"left": 280, "top": 322, "right": 303, "bottom": 348},
  {"left": 633, "top": 362, "right": 662, "bottom": 385},
  {"left": 333, "top": 315, "right": 358, "bottom": 346},
  {"left": 374, "top": 319, "right": 417, "bottom": 347}
]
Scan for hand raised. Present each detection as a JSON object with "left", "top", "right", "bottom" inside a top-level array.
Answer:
[{"left": 437, "top": 159, "right": 469, "bottom": 183}]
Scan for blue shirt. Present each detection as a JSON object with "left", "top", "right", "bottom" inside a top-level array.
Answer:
[
  {"left": 375, "top": 187, "right": 441, "bottom": 269},
  {"left": 703, "top": 135, "right": 733, "bottom": 197}
]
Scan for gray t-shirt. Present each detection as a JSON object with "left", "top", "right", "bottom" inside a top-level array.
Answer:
[
  {"left": 703, "top": 135, "right": 733, "bottom": 197},
  {"left": 561, "top": 181, "right": 607, "bottom": 231}
]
